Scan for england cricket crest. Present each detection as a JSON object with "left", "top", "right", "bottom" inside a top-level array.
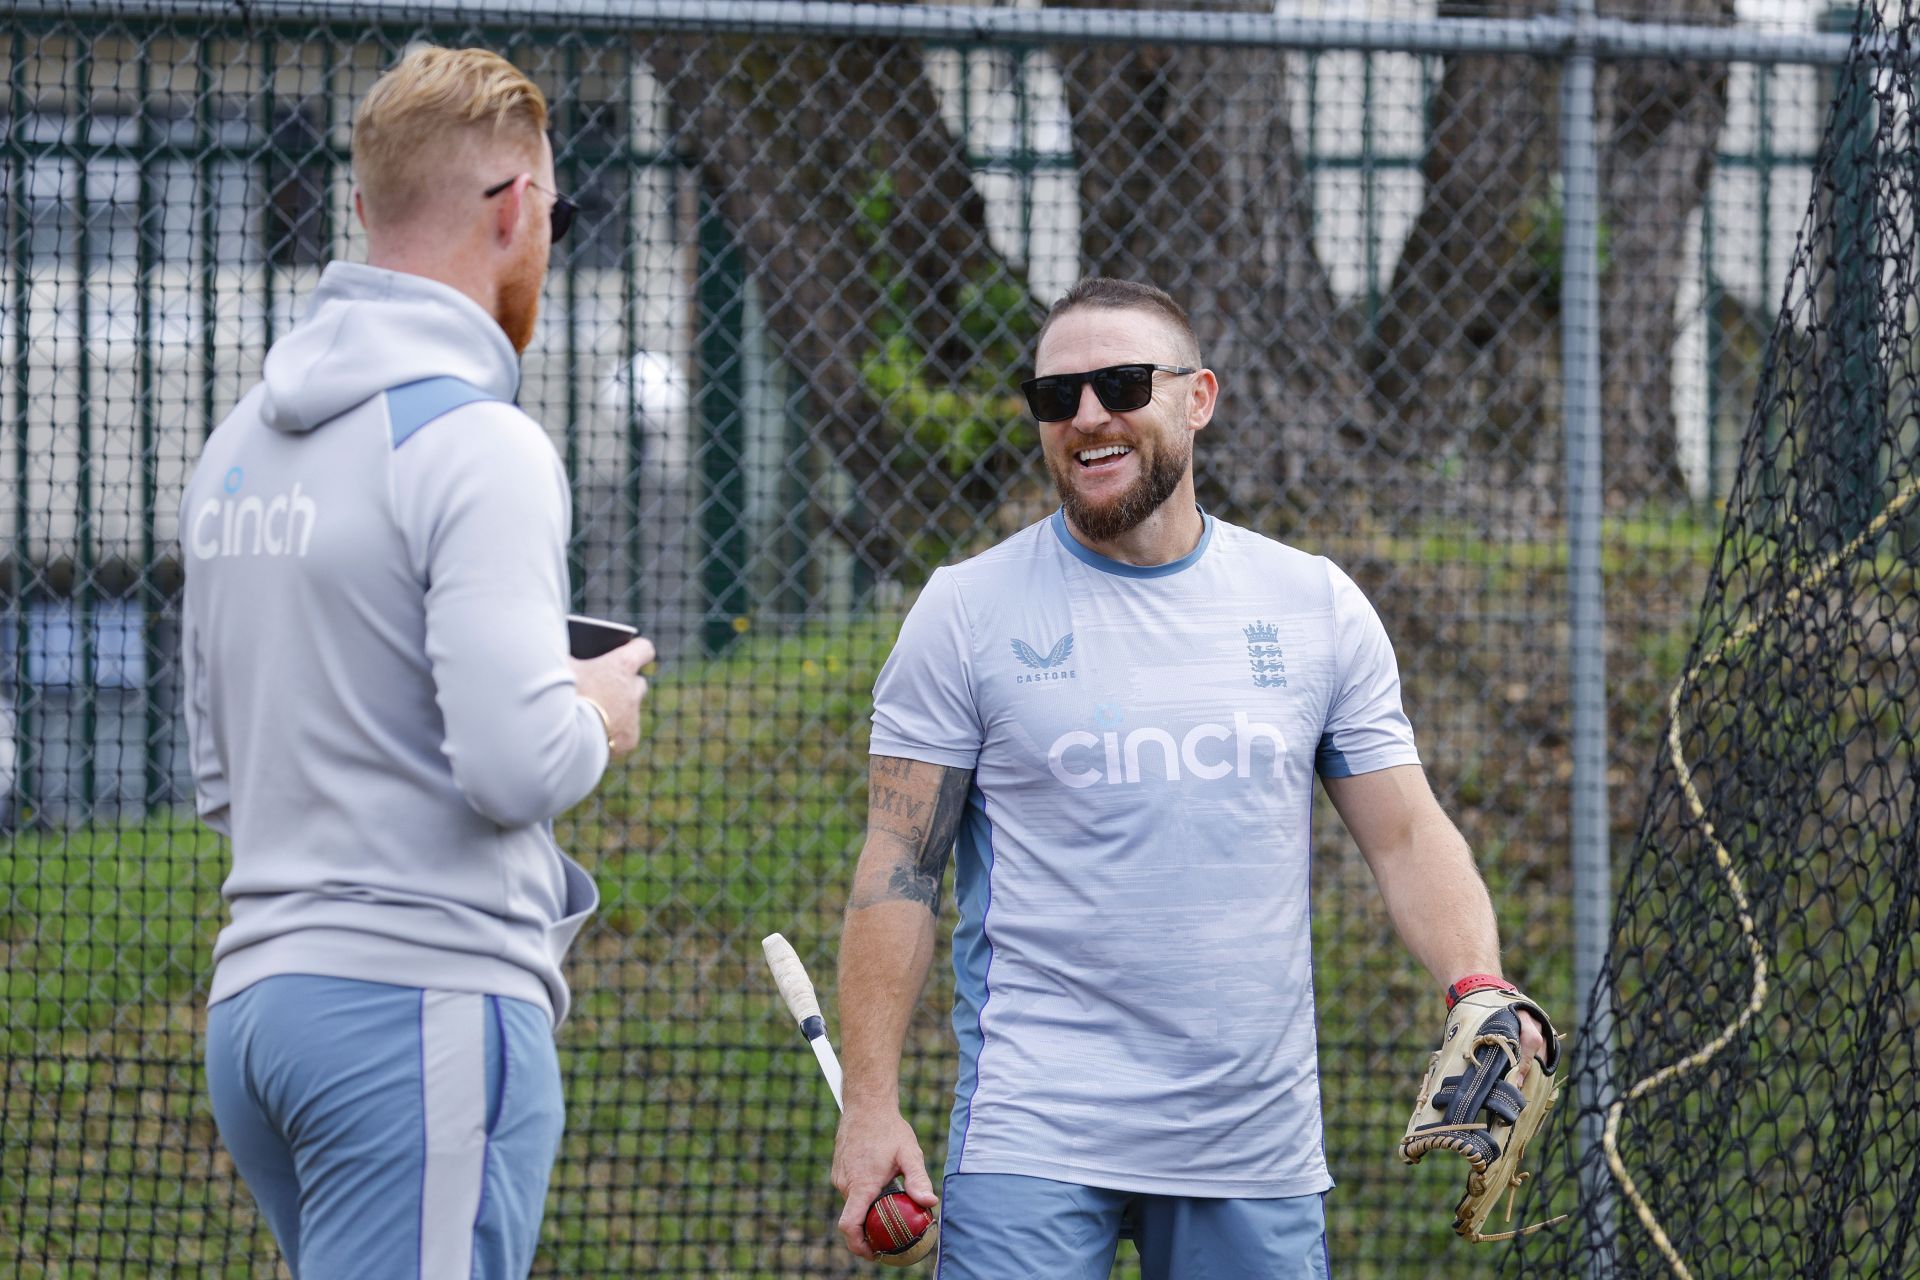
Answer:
[{"left": 1244, "top": 620, "right": 1288, "bottom": 688}]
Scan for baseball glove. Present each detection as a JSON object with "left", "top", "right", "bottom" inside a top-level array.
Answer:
[{"left": 1400, "top": 983, "right": 1562, "bottom": 1242}]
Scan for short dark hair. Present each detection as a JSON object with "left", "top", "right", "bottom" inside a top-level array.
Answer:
[{"left": 1035, "top": 278, "right": 1202, "bottom": 366}]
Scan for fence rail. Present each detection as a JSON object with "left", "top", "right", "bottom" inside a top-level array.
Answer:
[{"left": 10, "top": 0, "right": 1865, "bottom": 63}]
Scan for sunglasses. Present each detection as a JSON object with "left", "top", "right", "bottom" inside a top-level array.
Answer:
[
  {"left": 1021, "top": 363, "right": 1196, "bottom": 422},
  {"left": 482, "top": 175, "right": 577, "bottom": 242}
]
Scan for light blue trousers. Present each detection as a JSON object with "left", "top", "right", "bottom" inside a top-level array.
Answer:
[
  {"left": 935, "top": 1173, "right": 1332, "bottom": 1280},
  {"left": 205, "top": 974, "right": 564, "bottom": 1280}
]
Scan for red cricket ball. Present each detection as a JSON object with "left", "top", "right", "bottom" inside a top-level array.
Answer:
[{"left": 864, "top": 1189, "right": 935, "bottom": 1258}]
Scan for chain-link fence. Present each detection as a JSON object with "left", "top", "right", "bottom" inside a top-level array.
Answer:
[{"left": 0, "top": 1, "right": 1867, "bottom": 1275}]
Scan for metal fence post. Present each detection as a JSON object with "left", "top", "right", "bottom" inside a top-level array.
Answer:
[
  {"left": 1559, "top": 2, "right": 1616, "bottom": 1266},
  {"left": 620, "top": 55, "right": 645, "bottom": 624},
  {"left": 1822, "top": 3, "right": 1883, "bottom": 542},
  {"left": 562, "top": 46, "right": 586, "bottom": 609},
  {"left": 6, "top": 31, "right": 32, "bottom": 823},
  {"left": 72, "top": 41, "right": 97, "bottom": 814},
  {"left": 695, "top": 190, "right": 748, "bottom": 656},
  {"left": 196, "top": 34, "right": 217, "bottom": 444},
  {"left": 137, "top": 51, "right": 164, "bottom": 809},
  {"left": 259, "top": 32, "right": 278, "bottom": 349}
]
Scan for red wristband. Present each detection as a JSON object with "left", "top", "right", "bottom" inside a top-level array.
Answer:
[{"left": 1445, "top": 973, "right": 1517, "bottom": 1009}]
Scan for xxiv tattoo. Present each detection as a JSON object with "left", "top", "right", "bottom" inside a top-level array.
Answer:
[{"left": 856, "top": 761, "right": 972, "bottom": 915}]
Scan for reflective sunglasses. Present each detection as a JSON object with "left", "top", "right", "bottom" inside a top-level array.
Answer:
[
  {"left": 482, "top": 175, "right": 577, "bottom": 241},
  {"left": 1021, "top": 362, "right": 1196, "bottom": 422}
]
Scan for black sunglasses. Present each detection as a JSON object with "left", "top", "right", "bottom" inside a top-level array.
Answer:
[
  {"left": 483, "top": 175, "right": 577, "bottom": 242},
  {"left": 1021, "top": 363, "right": 1196, "bottom": 422}
]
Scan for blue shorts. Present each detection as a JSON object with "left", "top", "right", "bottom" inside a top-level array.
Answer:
[
  {"left": 935, "top": 1173, "right": 1331, "bottom": 1280},
  {"left": 205, "top": 974, "right": 564, "bottom": 1280}
]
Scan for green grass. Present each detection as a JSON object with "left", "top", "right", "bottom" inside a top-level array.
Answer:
[
  {"left": 1345, "top": 506, "right": 1726, "bottom": 576},
  {"left": 0, "top": 621, "right": 908, "bottom": 1277},
  {"left": 1, "top": 526, "right": 1737, "bottom": 1277},
  {"left": 2, "top": 821, "right": 226, "bottom": 1042}
]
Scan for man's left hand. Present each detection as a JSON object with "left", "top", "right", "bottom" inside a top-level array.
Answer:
[
  {"left": 1402, "top": 987, "right": 1562, "bottom": 1241},
  {"left": 1514, "top": 1007, "right": 1548, "bottom": 1085}
]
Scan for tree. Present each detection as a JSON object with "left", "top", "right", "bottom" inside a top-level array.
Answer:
[
  {"left": 1370, "top": 0, "right": 1563, "bottom": 527},
  {"left": 1046, "top": 0, "right": 1385, "bottom": 525},
  {"left": 1598, "top": 0, "right": 1733, "bottom": 500},
  {"left": 647, "top": 28, "right": 1037, "bottom": 581},
  {"left": 1372, "top": 0, "right": 1732, "bottom": 517}
]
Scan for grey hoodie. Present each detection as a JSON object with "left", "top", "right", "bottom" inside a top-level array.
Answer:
[{"left": 181, "top": 262, "right": 605, "bottom": 1025}]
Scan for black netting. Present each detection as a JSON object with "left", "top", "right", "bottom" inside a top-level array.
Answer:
[{"left": 1508, "top": 6, "right": 1920, "bottom": 1277}]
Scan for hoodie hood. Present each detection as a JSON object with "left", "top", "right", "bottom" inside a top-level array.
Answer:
[{"left": 259, "top": 262, "right": 522, "bottom": 434}]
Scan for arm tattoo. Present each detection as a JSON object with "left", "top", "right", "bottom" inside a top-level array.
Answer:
[{"left": 854, "top": 762, "right": 972, "bottom": 915}]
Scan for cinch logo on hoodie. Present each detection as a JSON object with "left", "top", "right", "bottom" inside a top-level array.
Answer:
[{"left": 188, "top": 466, "right": 320, "bottom": 559}]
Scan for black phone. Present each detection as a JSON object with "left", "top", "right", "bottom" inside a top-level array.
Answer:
[{"left": 567, "top": 614, "right": 639, "bottom": 660}]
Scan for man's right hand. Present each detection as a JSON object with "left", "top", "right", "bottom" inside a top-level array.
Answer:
[
  {"left": 568, "top": 636, "right": 653, "bottom": 756},
  {"left": 831, "top": 1102, "right": 938, "bottom": 1260}
]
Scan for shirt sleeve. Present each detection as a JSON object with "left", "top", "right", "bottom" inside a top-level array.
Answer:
[
  {"left": 870, "top": 567, "right": 984, "bottom": 770},
  {"left": 393, "top": 402, "right": 609, "bottom": 828},
  {"left": 1315, "top": 561, "right": 1422, "bottom": 779}
]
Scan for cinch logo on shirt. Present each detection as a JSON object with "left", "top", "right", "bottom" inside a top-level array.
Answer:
[
  {"left": 1046, "top": 712, "right": 1287, "bottom": 788},
  {"left": 189, "top": 477, "right": 320, "bottom": 560}
]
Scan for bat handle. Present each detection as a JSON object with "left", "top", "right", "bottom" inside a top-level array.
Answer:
[{"left": 811, "top": 1034, "right": 845, "bottom": 1111}]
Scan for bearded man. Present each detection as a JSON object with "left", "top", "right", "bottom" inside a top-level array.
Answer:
[
  {"left": 181, "top": 47, "right": 651, "bottom": 1279},
  {"left": 829, "top": 278, "right": 1550, "bottom": 1277}
]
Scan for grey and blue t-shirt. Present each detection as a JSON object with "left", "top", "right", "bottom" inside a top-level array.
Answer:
[{"left": 870, "top": 510, "right": 1421, "bottom": 1197}]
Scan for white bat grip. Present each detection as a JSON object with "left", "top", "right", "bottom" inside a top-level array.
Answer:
[
  {"left": 763, "top": 933, "right": 846, "bottom": 1111},
  {"left": 762, "top": 933, "right": 823, "bottom": 1026}
]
